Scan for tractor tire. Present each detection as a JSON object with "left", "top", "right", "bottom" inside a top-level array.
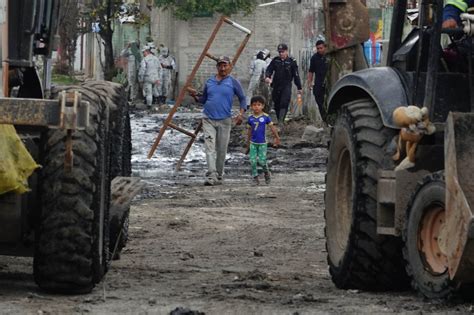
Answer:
[
  {"left": 79, "top": 81, "right": 131, "bottom": 259},
  {"left": 114, "top": 106, "right": 132, "bottom": 257},
  {"left": 325, "top": 99, "right": 409, "bottom": 290},
  {"left": 109, "top": 102, "right": 131, "bottom": 259},
  {"left": 82, "top": 81, "right": 132, "bottom": 258},
  {"left": 403, "top": 171, "right": 456, "bottom": 299},
  {"left": 34, "top": 83, "right": 112, "bottom": 293}
]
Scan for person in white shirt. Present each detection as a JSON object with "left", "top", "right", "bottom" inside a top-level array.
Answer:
[{"left": 247, "top": 49, "right": 270, "bottom": 107}]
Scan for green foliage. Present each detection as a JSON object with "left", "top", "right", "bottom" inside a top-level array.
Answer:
[
  {"left": 51, "top": 74, "right": 80, "bottom": 85},
  {"left": 153, "top": 0, "right": 257, "bottom": 20},
  {"left": 112, "top": 69, "right": 128, "bottom": 85}
]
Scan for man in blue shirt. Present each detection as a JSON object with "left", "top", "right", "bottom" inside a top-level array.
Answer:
[{"left": 190, "top": 56, "right": 247, "bottom": 186}]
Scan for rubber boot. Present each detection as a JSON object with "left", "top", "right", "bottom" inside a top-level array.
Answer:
[{"left": 279, "top": 108, "right": 288, "bottom": 124}]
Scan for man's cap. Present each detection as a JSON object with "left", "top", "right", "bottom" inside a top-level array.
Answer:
[
  {"left": 277, "top": 43, "right": 288, "bottom": 51},
  {"left": 142, "top": 45, "right": 150, "bottom": 52},
  {"left": 217, "top": 56, "right": 231, "bottom": 64}
]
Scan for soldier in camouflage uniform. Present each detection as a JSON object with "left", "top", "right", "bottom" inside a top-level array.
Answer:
[
  {"left": 138, "top": 46, "right": 162, "bottom": 107},
  {"left": 120, "top": 41, "right": 141, "bottom": 103},
  {"left": 157, "top": 47, "right": 176, "bottom": 104}
]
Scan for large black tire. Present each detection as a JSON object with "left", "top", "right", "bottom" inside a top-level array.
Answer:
[
  {"left": 403, "top": 172, "right": 456, "bottom": 299},
  {"left": 34, "top": 83, "right": 112, "bottom": 293},
  {"left": 81, "top": 81, "right": 132, "bottom": 258},
  {"left": 110, "top": 99, "right": 131, "bottom": 258},
  {"left": 325, "top": 99, "right": 409, "bottom": 290}
]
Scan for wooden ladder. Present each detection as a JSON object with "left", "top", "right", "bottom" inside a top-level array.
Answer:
[{"left": 147, "top": 16, "right": 252, "bottom": 170}]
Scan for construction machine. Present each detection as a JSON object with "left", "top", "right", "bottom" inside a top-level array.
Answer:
[
  {"left": 0, "top": 0, "right": 138, "bottom": 293},
  {"left": 323, "top": 0, "right": 474, "bottom": 298}
]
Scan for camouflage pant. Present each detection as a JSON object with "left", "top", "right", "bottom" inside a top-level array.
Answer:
[
  {"left": 143, "top": 82, "right": 159, "bottom": 106},
  {"left": 249, "top": 142, "right": 268, "bottom": 177},
  {"left": 159, "top": 71, "right": 172, "bottom": 98}
]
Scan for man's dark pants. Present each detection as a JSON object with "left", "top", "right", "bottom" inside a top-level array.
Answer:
[
  {"left": 271, "top": 84, "right": 292, "bottom": 123},
  {"left": 313, "top": 84, "right": 326, "bottom": 121}
]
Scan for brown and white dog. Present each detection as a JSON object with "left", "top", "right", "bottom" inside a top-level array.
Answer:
[{"left": 392, "top": 106, "right": 436, "bottom": 171}]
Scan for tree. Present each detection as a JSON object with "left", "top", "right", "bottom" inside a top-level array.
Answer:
[
  {"left": 81, "top": 0, "right": 123, "bottom": 81},
  {"left": 153, "top": 0, "right": 258, "bottom": 20},
  {"left": 81, "top": 1, "right": 150, "bottom": 81},
  {"left": 56, "top": 0, "right": 80, "bottom": 75}
]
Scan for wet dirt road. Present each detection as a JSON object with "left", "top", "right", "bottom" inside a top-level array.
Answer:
[{"left": 0, "top": 108, "right": 473, "bottom": 314}]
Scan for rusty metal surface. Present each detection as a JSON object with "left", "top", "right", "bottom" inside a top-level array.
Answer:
[
  {"left": 377, "top": 170, "right": 396, "bottom": 235},
  {"left": 0, "top": 96, "right": 88, "bottom": 129},
  {"left": 324, "top": 0, "right": 369, "bottom": 51},
  {"left": 395, "top": 169, "right": 430, "bottom": 235},
  {"left": 323, "top": 0, "right": 369, "bottom": 92},
  {"left": 326, "top": 45, "right": 369, "bottom": 91},
  {"left": 377, "top": 169, "right": 429, "bottom": 236},
  {"left": 59, "top": 91, "right": 82, "bottom": 130},
  {"left": 420, "top": 206, "right": 448, "bottom": 274},
  {"left": 444, "top": 112, "right": 474, "bottom": 282}
]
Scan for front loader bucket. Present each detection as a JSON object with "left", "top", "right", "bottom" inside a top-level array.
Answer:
[
  {"left": 445, "top": 112, "right": 474, "bottom": 282},
  {"left": 323, "top": 0, "right": 369, "bottom": 51}
]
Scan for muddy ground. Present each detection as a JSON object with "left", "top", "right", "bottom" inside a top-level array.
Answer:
[{"left": 0, "top": 106, "right": 473, "bottom": 314}]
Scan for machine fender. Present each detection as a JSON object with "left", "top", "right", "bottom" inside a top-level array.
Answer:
[{"left": 327, "top": 67, "right": 408, "bottom": 128}]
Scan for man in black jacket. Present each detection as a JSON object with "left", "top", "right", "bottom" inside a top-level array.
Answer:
[
  {"left": 307, "top": 40, "right": 328, "bottom": 121},
  {"left": 265, "top": 43, "right": 302, "bottom": 124}
]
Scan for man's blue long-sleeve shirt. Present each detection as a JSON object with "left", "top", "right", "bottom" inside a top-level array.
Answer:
[{"left": 199, "top": 75, "right": 246, "bottom": 120}]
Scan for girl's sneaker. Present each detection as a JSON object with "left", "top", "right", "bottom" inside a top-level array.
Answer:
[
  {"left": 252, "top": 176, "right": 260, "bottom": 186},
  {"left": 264, "top": 172, "right": 271, "bottom": 184}
]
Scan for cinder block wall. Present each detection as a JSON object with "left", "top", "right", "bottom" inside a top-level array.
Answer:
[{"left": 150, "top": 1, "right": 319, "bottom": 91}]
